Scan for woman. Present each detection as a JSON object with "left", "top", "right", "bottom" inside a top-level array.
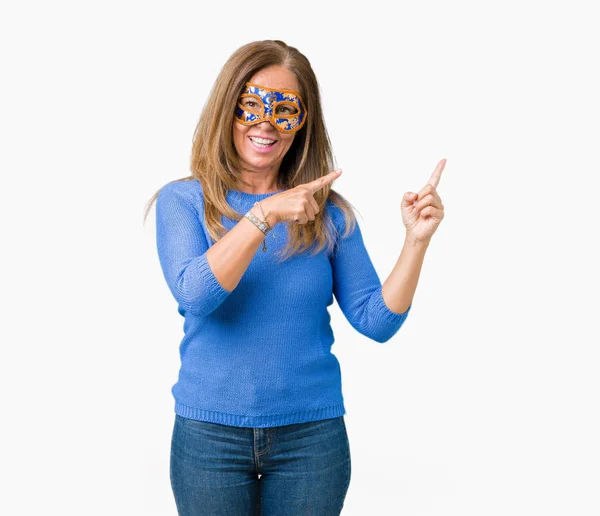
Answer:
[{"left": 146, "top": 39, "right": 446, "bottom": 515}]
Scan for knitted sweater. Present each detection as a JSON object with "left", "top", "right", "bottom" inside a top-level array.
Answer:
[{"left": 155, "top": 179, "right": 411, "bottom": 428}]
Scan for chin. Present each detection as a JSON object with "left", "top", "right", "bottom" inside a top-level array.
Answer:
[{"left": 245, "top": 157, "right": 279, "bottom": 170}]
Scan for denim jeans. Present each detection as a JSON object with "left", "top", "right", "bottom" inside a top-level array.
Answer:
[{"left": 170, "top": 414, "right": 351, "bottom": 515}]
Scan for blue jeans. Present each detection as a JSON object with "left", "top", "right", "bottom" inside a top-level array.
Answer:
[{"left": 170, "top": 414, "right": 351, "bottom": 515}]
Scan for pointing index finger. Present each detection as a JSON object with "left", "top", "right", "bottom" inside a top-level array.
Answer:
[
  {"left": 307, "top": 168, "right": 342, "bottom": 193},
  {"left": 428, "top": 159, "right": 446, "bottom": 189}
]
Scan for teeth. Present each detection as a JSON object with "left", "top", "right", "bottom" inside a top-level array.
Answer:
[{"left": 250, "top": 137, "right": 275, "bottom": 145}]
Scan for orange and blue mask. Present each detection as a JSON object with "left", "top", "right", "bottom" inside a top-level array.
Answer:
[{"left": 234, "top": 82, "right": 307, "bottom": 133}]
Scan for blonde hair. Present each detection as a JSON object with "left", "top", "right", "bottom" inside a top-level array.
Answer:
[{"left": 143, "top": 39, "right": 357, "bottom": 261}]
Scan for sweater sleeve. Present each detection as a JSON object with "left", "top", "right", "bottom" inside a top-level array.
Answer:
[
  {"left": 330, "top": 207, "right": 411, "bottom": 343},
  {"left": 155, "top": 182, "right": 232, "bottom": 317}
]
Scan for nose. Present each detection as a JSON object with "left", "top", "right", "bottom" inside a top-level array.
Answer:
[{"left": 254, "top": 120, "right": 277, "bottom": 132}]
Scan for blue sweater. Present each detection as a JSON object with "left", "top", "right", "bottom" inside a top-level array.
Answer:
[{"left": 155, "top": 179, "right": 411, "bottom": 428}]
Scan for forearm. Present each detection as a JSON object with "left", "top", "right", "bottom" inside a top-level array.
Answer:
[
  {"left": 206, "top": 202, "right": 279, "bottom": 292},
  {"left": 381, "top": 234, "right": 430, "bottom": 314}
]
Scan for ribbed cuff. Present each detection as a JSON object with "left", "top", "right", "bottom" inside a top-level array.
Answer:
[
  {"left": 365, "top": 286, "right": 411, "bottom": 342},
  {"left": 195, "top": 251, "right": 232, "bottom": 307},
  {"left": 373, "top": 285, "right": 411, "bottom": 322}
]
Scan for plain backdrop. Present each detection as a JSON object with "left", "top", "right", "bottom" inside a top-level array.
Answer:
[{"left": 1, "top": 1, "right": 599, "bottom": 514}]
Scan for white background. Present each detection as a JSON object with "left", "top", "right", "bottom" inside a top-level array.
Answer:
[{"left": 2, "top": 0, "right": 599, "bottom": 514}]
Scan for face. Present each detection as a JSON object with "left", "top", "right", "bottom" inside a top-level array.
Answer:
[{"left": 232, "top": 65, "right": 301, "bottom": 176}]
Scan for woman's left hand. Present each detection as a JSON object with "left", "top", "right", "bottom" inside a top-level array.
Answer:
[{"left": 401, "top": 159, "right": 446, "bottom": 243}]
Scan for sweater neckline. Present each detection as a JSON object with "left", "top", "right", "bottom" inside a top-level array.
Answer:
[{"left": 227, "top": 189, "right": 285, "bottom": 200}]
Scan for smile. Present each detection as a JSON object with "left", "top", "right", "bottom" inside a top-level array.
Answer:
[{"left": 249, "top": 136, "right": 277, "bottom": 151}]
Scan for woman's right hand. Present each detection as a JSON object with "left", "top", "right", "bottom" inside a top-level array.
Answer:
[{"left": 262, "top": 168, "right": 343, "bottom": 225}]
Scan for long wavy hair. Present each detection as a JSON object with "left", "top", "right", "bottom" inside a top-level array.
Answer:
[{"left": 143, "top": 39, "right": 357, "bottom": 261}]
